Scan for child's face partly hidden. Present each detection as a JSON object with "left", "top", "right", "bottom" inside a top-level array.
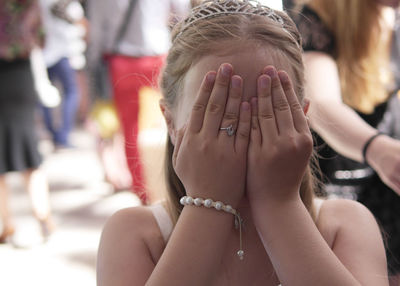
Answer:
[{"left": 173, "top": 46, "right": 296, "bottom": 132}]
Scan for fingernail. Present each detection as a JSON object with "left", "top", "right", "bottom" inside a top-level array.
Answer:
[
  {"left": 259, "top": 75, "right": 269, "bottom": 88},
  {"left": 265, "top": 67, "right": 276, "bottom": 78},
  {"left": 221, "top": 64, "right": 232, "bottom": 77},
  {"left": 241, "top": 101, "right": 250, "bottom": 110},
  {"left": 278, "top": 71, "right": 289, "bottom": 83},
  {"left": 207, "top": 72, "right": 216, "bottom": 83},
  {"left": 231, "top": 76, "right": 241, "bottom": 88}
]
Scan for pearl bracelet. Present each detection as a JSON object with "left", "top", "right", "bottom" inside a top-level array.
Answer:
[{"left": 180, "top": 196, "right": 244, "bottom": 260}]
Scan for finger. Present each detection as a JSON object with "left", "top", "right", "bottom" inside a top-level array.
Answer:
[
  {"left": 257, "top": 74, "right": 278, "bottom": 141},
  {"left": 264, "top": 66, "right": 295, "bottom": 135},
  {"left": 250, "top": 97, "right": 261, "bottom": 146},
  {"left": 278, "top": 71, "right": 309, "bottom": 133},
  {"left": 188, "top": 71, "right": 217, "bottom": 133},
  {"left": 235, "top": 101, "right": 251, "bottom": 153},
  {"left": 219, "top": 75, "right": 243, "bottom": 141},
  {"left": 203, "top": 63, "right": 233, "bottom": 136},
  {"left": 172, "top": 125, "right": 186, "bottom": 168}
]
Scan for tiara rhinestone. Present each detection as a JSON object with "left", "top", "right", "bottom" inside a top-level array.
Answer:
[{"left": 177, "top": 0, "right": 284, "bottom": 38}]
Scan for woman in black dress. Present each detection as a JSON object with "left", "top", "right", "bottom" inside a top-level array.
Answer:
[
  {"left": 0, "top": 0, "right": 53, "bottom": 242},
  {"left": 293, "top": 0, "right": 400, "bottom": 283}
]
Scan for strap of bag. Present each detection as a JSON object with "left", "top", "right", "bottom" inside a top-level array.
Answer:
[{"left": 112, "top": 0, "right": 139, "bottom": 53}]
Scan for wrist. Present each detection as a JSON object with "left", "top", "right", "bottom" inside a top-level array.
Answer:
[
  {"left": 186, "top": 188, "right": 244, "bottom": 209},
  {"left": 249, "top": 193, "right": 302, "bottom": 216},
  {"left": 364, "top": 133, "right": 389, "bottom": 168},
  {"left": 250, "top": 197, "right": 304, "bottom": 228},
  {"left": 180, "top": 196, "right": 238, "bottom": 216},
  {"left": 362, "top": 132, "right": 385, "bottom": 166},
  {"left": 180, "top": 195, "right": 245, "bottom": 260}
]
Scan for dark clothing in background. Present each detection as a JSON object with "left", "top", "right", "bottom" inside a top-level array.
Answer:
[
  {"left": 0, "top": 59, "right": 42, "bottom": 174},
  {"left": 294, "top": 5, "right": 400, "bottom": 275},
  {"left": 0, "top": 1, "right": 43, "bottom": 174}
]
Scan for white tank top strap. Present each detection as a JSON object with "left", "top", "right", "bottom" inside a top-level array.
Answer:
[
  {"left": 148, "top": 202, "right": 173, "bottom": 243},
  {"left": 313, "top": 198, "right": 325, "bottom": 220}
]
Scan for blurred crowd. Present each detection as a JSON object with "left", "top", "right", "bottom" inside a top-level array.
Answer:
[
  {"left": 0, "top": 0, "right": 190, "bottom": 241},
  {"left": 1, "top": 0, "right": 400, "bottom": 284}
]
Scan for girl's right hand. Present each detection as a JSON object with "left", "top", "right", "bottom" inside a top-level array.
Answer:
[
  {"left": 246, "top": 66, "right": 313, "bottom": 208},
  {"left": 172, "top": 64, "right": 251, "bottom": 207}
]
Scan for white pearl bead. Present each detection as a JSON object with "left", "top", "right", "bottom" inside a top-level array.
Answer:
[
  {"left": 204, "top": 199, "right": 213, "bottom": 208},
  {"left": 214, "top": 201, "right": 223, "bottom": 210},
  {"left": 180, "top": 196, "right": 186, "bottom": 205},
  {"left": 237, "top": 250, "right": 244, "bottom": 260},
  {"left": 225, "top": 205, "right": 233, "bottom": 213},
  {"left": 185, "top": 196, "right": 194, "bottom": 205},
  {"left": 194, "top": 198, "right": 203, "bottom": 206}
]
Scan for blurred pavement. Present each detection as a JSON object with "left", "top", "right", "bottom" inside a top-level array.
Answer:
[{"left": 0, "top": 129, "right": 142, "bottom": 286}]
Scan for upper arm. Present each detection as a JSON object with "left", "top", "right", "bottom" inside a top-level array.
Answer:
[
  {"left": 303, "top": 52, "right": 343, "bottom": 104},
  {"left": 322, "top": 200, "right": 388, "bottom": 285},
  {"left": 97, "top": 208, "right": 156, "bottom": 286}
]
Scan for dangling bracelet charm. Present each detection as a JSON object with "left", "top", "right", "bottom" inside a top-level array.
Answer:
[{"left": 180, "top": 195, "right": 244, "bottom": 260}]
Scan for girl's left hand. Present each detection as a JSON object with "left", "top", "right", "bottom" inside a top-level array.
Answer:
[
  {"left": 247, "top": 66, "right": 313, "bottom": 208},
  {"left": 173, "top": 64, "right": 251, "bottom": 207}
]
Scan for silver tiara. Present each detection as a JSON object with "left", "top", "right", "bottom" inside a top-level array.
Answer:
[{"left": 177, "top": 0, "right": 285, "bottom": 38}]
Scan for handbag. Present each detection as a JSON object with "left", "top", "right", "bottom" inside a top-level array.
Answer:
[
  {"left": 30, "top": 48, "right": 61, "bottom": 108},
  {"left": 91, "top": 0, "right": 138, "bottom": 100},
  {"left": 90, "top": 0, "right": 139, "bottom": 139}
]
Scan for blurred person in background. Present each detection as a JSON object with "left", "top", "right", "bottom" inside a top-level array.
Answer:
[
  {"left": 39, "top": 0, "right": 86, "bottom": 149},
  {"left": 87, "top": 0, "right": 189, "bottom": 204},
  {"left": 293, "top": 0, "right": 400, "bottom": 283},
  {"left": 0, "top": 0, "right": 54, "bottom": 243}
]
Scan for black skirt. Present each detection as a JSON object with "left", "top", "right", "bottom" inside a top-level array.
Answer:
[{"left": 0, "top": 59, "right": 42, "bottom": 174}]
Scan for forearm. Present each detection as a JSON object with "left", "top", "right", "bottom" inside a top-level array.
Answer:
[
  {"left": 309, "top": 99, "right": 377, "bottom": 162},
  {"left": 252, "top": 198, "right": 360, "bottom": 286},
  {"left": 146, "top": 205, "right": 234, "bottom": 286},
  {"left": 303, "top": 52, "right": 379, "bottom": 163}
]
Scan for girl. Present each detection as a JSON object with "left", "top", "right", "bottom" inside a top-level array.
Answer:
[{"left": 97, "top": 1, "right": 388, "bottom": 285}]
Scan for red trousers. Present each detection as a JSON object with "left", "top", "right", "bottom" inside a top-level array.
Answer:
[{"left": 108, "top": 54, "right": 165, "bottom": 204}]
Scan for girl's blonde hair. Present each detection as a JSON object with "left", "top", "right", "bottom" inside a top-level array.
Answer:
[
  {"left": 304, "top": 0, "right": 392, "bottom": 113},
  {"left": 159, "top": 2, "right": 318, "bottom": 223}
]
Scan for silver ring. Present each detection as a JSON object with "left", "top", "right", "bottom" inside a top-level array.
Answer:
[{"left": 220, "top": 124, "right": 235, "bottom": 136}]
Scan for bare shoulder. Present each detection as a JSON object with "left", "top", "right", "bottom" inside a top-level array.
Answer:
[
  {"left": 101, "top": 206, "right": 157, "bottom": 237},
  {"left": 317, "top": 198, "right": 381, "bottom": 238},
  {"left": 97, "top": 206, "right": 165, "bottom": 286},
  {"left": 317, "top": 199, "right": 388, "bottom": 284},
  {"left": 100, "top": 205, "right": 166, "bottom": 260},
  {"left": 319, "top": 198, "right": 377, "bottom": 222}
]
